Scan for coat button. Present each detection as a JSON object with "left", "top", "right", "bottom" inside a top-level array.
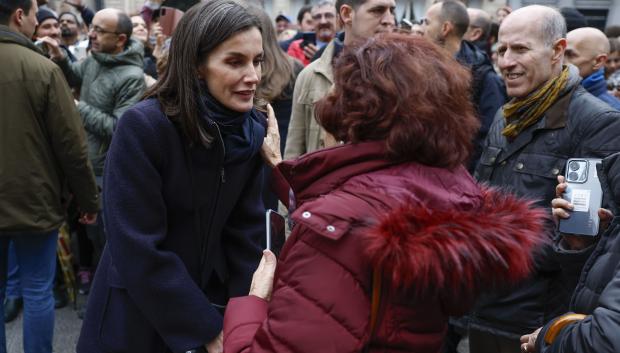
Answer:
[
  {"left": 302, "top": 211, "right": 311, "bottom": 219},
  {"left": 516, "top": 162, "right": 524, "bottom": 170},
  {"left": 552, "top": 168, "right": 560, "bottom": 175},
  {"left": 326, "top": 225, "right": 335, "bottom": 232}
]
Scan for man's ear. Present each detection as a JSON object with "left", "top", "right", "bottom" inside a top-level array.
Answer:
[
  {"left": 441, "top": 20, "right": 453, "bottom": 38},
  {"left": 339, "top": 4, "right": 353, "bottom": 27},
  {"left": 552, "top": 38, "right": 567, "bottom": 64},
  {"left": 471, "top": 27, "right": 483, "bottom": 42},
  {"left": 13, "top": 8, "right": 24, "bottom": 27},
  {"left": 593, "top": 53, "right": 607, "bottom": 71},
  {"left": 117, "top": 33, "right": 128, "bottom": 49}
]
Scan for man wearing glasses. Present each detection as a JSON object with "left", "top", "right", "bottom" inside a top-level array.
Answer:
[
  {"left": 40, "top": 8, "right": 145, "bottom": 285},
  {"left": 286, "top": 0, "right": 337, "bottom": 66}
]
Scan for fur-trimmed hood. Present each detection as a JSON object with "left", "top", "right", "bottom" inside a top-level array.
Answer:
[{"left": 364, "top": 186, "right": 548, "bottom": 300}]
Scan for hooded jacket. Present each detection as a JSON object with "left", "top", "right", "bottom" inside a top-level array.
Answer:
[
  {"left": 0, "top": 25, "right": 99, "bottom": 233},
  {"left": 536, "top": 152, "right": 620, "bottom": 353},
  {"left": 223, "top": 141, "right": 546, "bottom": 353},
  {"left": 472, "top": 65, "right": 620, "bottom": 338},
  {"left": 56, "top": 39, "right": 146, "bottom": 175}
]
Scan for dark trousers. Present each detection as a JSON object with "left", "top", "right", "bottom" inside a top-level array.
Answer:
[{"left": 469, "top": 328, "right": 521, "bottom": 353}]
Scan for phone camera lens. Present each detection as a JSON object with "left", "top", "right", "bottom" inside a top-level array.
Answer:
[
  {"left": 568, "top": 171, "right": 579, "bottom": 181},
  {"left": 569, "top": 161, "right": 580, "bottom": 171}
]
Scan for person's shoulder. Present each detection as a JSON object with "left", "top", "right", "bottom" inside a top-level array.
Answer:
[
  {"left": 571, "top": 86, "right": 620, "bottom": 118},
  {"left": 118, "top": 99, "right": 173, "bottom": 133}
]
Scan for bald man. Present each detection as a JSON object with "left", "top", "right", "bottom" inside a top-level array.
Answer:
[
  {"left": 464, "top": 8, "right": 492, "bottom": 51},
  {"left": 566, "top": 27, "right": 620, "bottom": 109},
  {"left": 471, "top": 6, "right": 620, "bottom": 353}
]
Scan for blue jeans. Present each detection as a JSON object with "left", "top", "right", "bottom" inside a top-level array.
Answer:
[
  {"left": 6, "top": 241, "right": 21, "bottom": 299},
  {"left": 0, "top": 231, "right": 57, "bottom": 353}
]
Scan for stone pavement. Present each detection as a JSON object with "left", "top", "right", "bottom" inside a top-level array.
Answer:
[{"left": 5, "top": 294, "right": 86, "bottom": 353}]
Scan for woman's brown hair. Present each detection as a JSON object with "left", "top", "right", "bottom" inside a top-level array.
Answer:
[{"left": 316, "top": 33, "right": 480, "bottom": 169}]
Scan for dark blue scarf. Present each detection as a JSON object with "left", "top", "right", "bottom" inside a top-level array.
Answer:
[{"left": 198, "top": 82, "right": 266, "bottom": 165}]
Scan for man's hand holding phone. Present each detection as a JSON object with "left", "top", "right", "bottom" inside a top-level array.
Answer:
[
  {"left": 552, "top": 175, "right": 613, "bottom": 250},
  {"left": 302, "top": 43, "right": 318, "bottom": 61}
]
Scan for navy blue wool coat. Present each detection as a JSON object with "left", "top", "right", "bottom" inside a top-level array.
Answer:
[{"left": 77, "top": 99, "right": 265, "bottom": 353}]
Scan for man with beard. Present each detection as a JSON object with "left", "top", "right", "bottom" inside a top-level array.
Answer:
[
  {"left": 58, "top": 11, "right": 89, "bottom": 60},
  {"left": 284, "top": 0, "right": 395, "bottom": 159},
  {"left": 40, "top": 8, "right": 145, "bottom": 273},
  {"left": 34, "top": 9, "right": 77, "bottom": 63},
  {"left": 286, "top": 0, "right": 336, "bottom": 66},
  {"left": 423, "top": 0, "right": 506, "bottom": 170}
]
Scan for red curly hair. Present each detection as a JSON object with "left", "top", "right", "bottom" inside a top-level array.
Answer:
[{"left": 316, "top": 33, "right": 480, "bottom": 169}]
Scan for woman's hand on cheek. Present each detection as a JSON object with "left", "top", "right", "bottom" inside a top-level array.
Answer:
[
  {"left": 249, "top": 250, "right": 277, "bottom": 301},
  {"left": 260, "top": 104, "right": 282, "bottom": 168}
]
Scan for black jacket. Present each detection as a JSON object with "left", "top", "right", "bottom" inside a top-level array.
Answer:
[
  {"left": 471, "top": 65, "right": 620, "bottom": 338},
  {"left": 455, "top": 40, "right": 507, "bottom": 171},
  {"left": 537, "top": 153, "right": 620, "bottom": 353}
]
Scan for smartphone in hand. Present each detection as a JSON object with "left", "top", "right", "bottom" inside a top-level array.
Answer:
[
  {"left": 159, "top": 6, "right": 184, "bottom": 36},
  {"left": 300, "top": 31, "right": 316, "bottom": 49},
  {"left": 559, "top": 158, "right": 603, "bottom": 236},
  {"left": 266, "top": 210, "right": 286, "bottom": 257}
]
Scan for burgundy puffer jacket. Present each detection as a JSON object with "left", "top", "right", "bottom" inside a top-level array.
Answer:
[{"left": 223, "top": 141, "right": 547, "bottom": 353}]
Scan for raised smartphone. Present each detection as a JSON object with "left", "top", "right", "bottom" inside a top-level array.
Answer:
[
  {"left": 300, "top": 31, "right": 316, "bottom": 49},
  {"left": 266, "top": 209, "right": 286, "bottom": 256},
  {"left": 159, "top": 6, "right": 184, "bottom": 36},
  {"left": 558, "top": 158, "right": 603, "bottom": 236}
]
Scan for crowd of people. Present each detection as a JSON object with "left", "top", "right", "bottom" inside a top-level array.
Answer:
[{"left": 4, "top": 0, "right": 620, "bottom": 352}]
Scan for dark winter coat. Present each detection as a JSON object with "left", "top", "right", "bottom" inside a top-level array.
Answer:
[
  {"left": 455, "top": 40, "right": 507, "bottom": 171},
  {"left": 56, "top": 39, "right": 146, "bottom": 176},
  {"left": 471, "top": 65, "right": 620, "bottom": 338},
  {"left": 536, "top": 152, "right": 620, "bottom": 353},
  {"left": 77, "top": 99, "right": 264, "bottom": 353},
  {"left": 0, "top": 25, "right": 99, "bottom": 233},
  {"left": 224, "top": 141, "right": 546, "bottom": 353}
]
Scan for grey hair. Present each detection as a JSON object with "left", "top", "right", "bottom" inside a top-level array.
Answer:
[
  {"left": 541, "top": 7, "right": 567, "bottom": 47},
  {"left": 314, "top": 0, "right": 335, "bottom": 9}
]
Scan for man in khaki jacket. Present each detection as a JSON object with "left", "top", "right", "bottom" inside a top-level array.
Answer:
[
  {"left": 283, "top": 0, "right": 397, "bottom": 159},
  {"left": 0, "top": 0, "right": 99, "bottom": 350}
]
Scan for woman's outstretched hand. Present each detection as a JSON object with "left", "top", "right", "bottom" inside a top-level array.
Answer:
[
  {"left": 249, "top": 250, "right": 277, "bottom": 301},
  {"left": 261, "top": 104, "right": 282, "bottom": 168}
]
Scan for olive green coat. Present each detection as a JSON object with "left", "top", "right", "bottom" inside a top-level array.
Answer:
[
  {"left": 0, "top": 25, "right": 99, "bottom": 233},
  {"left": 56, "top": 39, "right": 145, "bottom": 176}
]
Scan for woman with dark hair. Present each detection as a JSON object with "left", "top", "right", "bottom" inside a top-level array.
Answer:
[
  {"left": 223, "top": 33, "right": 547, "bottom": 353},
  {"left": 249, "top": 6, "right": 303, "bottom": 210},
  {"left": 76, "top": 1, "right": 278, "bottom": 352}
]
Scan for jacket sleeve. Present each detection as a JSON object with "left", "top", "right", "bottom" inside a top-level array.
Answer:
[
  {"left": 78, "top": 75, "right": 145, "bottom": 139},
  {"left": 223, "top": 225, "right": 368, "bottom": 353},
  {"left": 46, "top": 65, "right": 100, "bottom": 213},
  {"left": 103, "top": 109, "right": 223, "bottom": 352},
  {"left": 283, "top": 68, "right": 310, "bottom": 160},
  {"left": 56, "top": 55, "right": 84, "bottom": 88},
  {"left": 536, "top": 269, "right": 620, "bottom": 353}
]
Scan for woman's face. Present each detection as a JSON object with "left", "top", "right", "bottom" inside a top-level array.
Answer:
[
  {"left": 131, "top": 16, "right": 148, "bottom": 44},
  {"left": 198, "top": 27, "right": 263, "bottom": 112}
]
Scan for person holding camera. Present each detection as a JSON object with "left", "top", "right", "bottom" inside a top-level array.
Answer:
[
  {"left": 520, "top": 154, "right": 620, "bottom": 353},
  {"left": 286, "top": 0, "right": 336, "bottom": 67}
]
